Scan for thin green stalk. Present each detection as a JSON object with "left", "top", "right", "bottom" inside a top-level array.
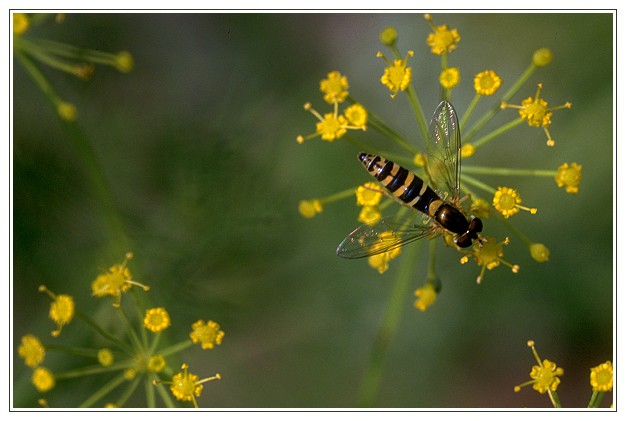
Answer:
[
  {"left": 145, "top": 378, "right": 156, "bottom": 408},
  {"left": 460, "top": 94, "right": 480, "bottom": 132},
  {"left": 471, "top": 118, "right": 524, "bottom": 149},
  {"left": 498, "top": 216, "right": 533, "bottom": 247},
  {"left": 459, "top": 174, "right": 496, "bottom": 196},
  {"left": 358, "top": 242, "right": 421, "bottom": 407},
  {"left": 154, "top": 381, "right": 177, "bottom": 408},
  {"left": 588, "top": 390, "right": 605, "bottom": 408},
  {"left": 116, "top": 375, "right": 144, "bottom": 407},
  {"left": 55, "top": 360, "right": 134, "bottom": 380},
  {"left": 74, "top": 310, "right": 134, "bottom": 355},
  {"left": 463, "top": 166, "right": 556, "bottom": 177},
  {"left": 406, "top": 84, "right": 430, "bottom": 143},
  {"left": 79, "top": 372, "right": 128, "bottom": 408},
  {"left": 159, "top": 340, "right": 195, "bottom": 357},
  {"left": 320, "top": 187, "right": 356, "bottom": 204},
  {"left": 547, "top": 389, "right": 562, "bottom": 408}
]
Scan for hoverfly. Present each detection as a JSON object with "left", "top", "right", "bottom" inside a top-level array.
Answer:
[{"left": 336, "top": 101, "right": 483, "bottom": 259}]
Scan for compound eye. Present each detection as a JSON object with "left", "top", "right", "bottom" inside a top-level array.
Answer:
[
  {"left": 455, "top": 234, "right": 472, "bottom": 248},
  {"left": 469, "top": 217, "right": 483, "bottom": 233}
]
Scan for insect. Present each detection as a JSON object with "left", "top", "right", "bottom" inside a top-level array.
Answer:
[{"left": 336, "top": 100, "right": 483, "bottom": 259}]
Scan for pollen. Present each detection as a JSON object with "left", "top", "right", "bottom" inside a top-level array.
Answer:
[
  {"left": 492, "top": 187, "right": 537, "bottom": 219},
  {"left": 18, "top": 334, "right": 45, "bottom": 368},
  {"left": 298, "top": 199, "right": 323, "bottom": 218},
  {"left": 414, "top": 283, "right": 437, "bottom": 312},
  {"left": 344, "top": 103, "right": 368, "bottom": 128},
  {"left": 473, "top": 70, "right": 502, "bottom": 96},
  {"left": 425, "top": 14, "right": 460, "bottom": 55},
  {"left": 555, "top": 162, "right": 582, "bottom": 194},
  {"left": 144, "top": 307, "right": 171, "bottom": 333},
  {"left": 590, "top": 361, "right": 613, "bottom": 392},
  {"left": 13, "top": 13, "right": 30, "bottom": 35},
  {"left": 189, "top": 320, "right": 225, "bottom": 350},
  {"left": 356, "top": 182, "right": 383, "bottom": 207},
  {"left": 378, "top": 50, "right": 414, "bottom": 98},
  {"left": 32, "top": 367, "right": 56, "bottom": 392},
  {"left": 320, "top": 71, "right": 349, "bottom": 104},
  {"left": 439, "top": 67, "right": 460, "bottom": 90}
]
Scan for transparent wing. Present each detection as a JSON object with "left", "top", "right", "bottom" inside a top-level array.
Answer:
[
  {"left": 336, "top": 217, "right": 437, "bottom": 259},
  {"left": 424, "top": 100, "right": 461, "bottom": 200}
]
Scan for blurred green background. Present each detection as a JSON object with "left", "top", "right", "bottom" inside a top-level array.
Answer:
[{"left": 12, "top": 13, "right": 613, "bottom": 408}]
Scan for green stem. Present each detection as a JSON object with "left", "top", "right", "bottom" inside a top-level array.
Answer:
[
  {"left": 158, "top": 339, "right": 195, "bottom": 357},
  {"left": 406, "top": 84, "right": 430, "bottom": 144},
  {"left": 55, "top": 360, "right": 134, "bottom": 380},
  {"left": 588, "top": 390, "right": 606, "bottom": 408},
  {"left": 471, "top": 118, "right": 524, "bottom": 149},
  {"left": 547, "top": 389, "right": 562, "bottom": 408},
  {"left": 154, "top": 380, "right": 177, "bottom": 408},
  {"left": 320, "top": 187, "right": 356, "bottom": 204},
  {"left": 459, "top": 174, "right": 496, "bottom": 196},
  {"left": 75, "top": 310, "right": 134, "bottom": 355},
  {"left": 462, "top": 166, "right": 556, "bottom": 177},
  {"left": 79, "top": 372, "right": 129, "bottom": 408},
  {"left": 358, "top": 242, "right": 421, "bottom": 407},
  {"left": 498, "top": 217, "right": 533, "bottom": 247},
  {"left": 460, "top": 95, "right": 481, "bottom": 132}
]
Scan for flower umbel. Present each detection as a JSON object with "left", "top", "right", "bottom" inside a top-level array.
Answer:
[
  {"left": 320, "top": 70, "right": 349, "bottom": 104},
  {"left": 474, "top": 70, "right": 502, "bottom": 96},
  {"left": 39, "top": 286, "right": 75, "bottom": 337}
]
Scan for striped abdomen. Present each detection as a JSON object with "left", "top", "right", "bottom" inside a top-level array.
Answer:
[{"left": 358, "top": 152, "right": 482, "bottom": 247}]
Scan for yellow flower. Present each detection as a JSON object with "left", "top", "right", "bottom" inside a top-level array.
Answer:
[
  {"left": 148, "top": 355, "right": 167, "bottom": 373},
  {"left": 57, "top": 101, "right": 77, "bottom": 121},
  {"left": 320, "top": 71, "right": 349, "bottom": 104},
  {"left": 13, "top": 13, "right": 29, "bottom": 35},
  {"left": 190, "top": 320, "right": 225, "bottom": 350},
  {"left": 502, "top": 83, "right": 571, "bottom": 146},
  {"left": 344, "top": 103, "right": 368, "bottom": 128},
  {"left": 515, "top": 341, "right": 563, "bottom": 397},
  {"left": 48, "top": 293, "right": 75, "bottom": 337},
  {"left": 367, "top": 232, "right": 402, "bottom": 274},
  {"left": 298, "top": 199, "right": 323, "bottom": 218},
  {"left": 157, "top": 363, "right": 221, "bottom": 408},
  {"left": 379, "top": 27, "right": 398, "bottom": 46},
  {"left": 144, "top": 307, "right": 171, "bottom": 333},
  {"left": 91, "top": 252, "right": 149, "bottom": 307},
  {"left": 439, "top": 67, "right": 460, "bottom": 90},
  {"left": 114, "top": 51, "right": 134, "bottom": 73},
  {"left": 413, "top": 153, "right": 426, "bottom": 167},
  {"left": 492, "top": 187, "right": 537, "bottom": 219},
  {"left": 555, "top": 163, "right": 582, "bottom": 194},
  {"left": 97, "top": 348, "right": 114, "bottom": 367},
  {"left": 473, "top": 70, "right": 502, "bottom": 96},
  {"left": 590, "top": 361, "right": 613, "bottom": 392},
  {"left": 356, "top": 182, "right": 383, "bottom": 207},
  {"left": 533, "top": 48, "right": 553, "bottom": 67},
  {"left": 529, "top": 243, "right": 550, "bottom": 263},
  {"left": 358, "top": 205, "right": 381, "bottom": 226},
  {"left": 377, "top": 50, "right": 414, "bottom": 98},
  {"left": 425, "top": 14, "right": 460, "bottom": 55},
  {"left": 18, "top": 334, "right": 45, "bottom": 368},
  {"left": 414, "top": 283, "right": 437, "bottom": 312},
  {"left": 460, "top": 237, "right": 519, "bottom": 284},
  {"left": 32, "top": 367, "right": 56, "bottom": 392},
  {"left": 461, "top": 143, "right": 475, "bottom": 158}
]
